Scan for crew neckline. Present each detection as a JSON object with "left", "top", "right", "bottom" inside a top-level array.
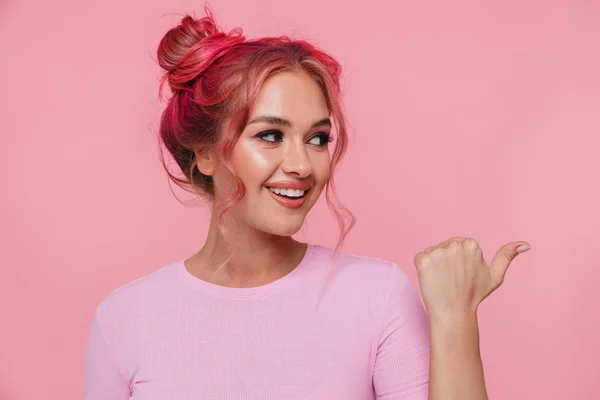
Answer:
[{"left": 175, "top": 243, "right": 317, "bottom": 299}]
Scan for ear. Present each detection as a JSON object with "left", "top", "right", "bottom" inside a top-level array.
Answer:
[{"left": 193, "top": 147, "right": 216, "bottom": 176}]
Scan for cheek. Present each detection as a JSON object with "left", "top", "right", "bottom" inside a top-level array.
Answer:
[
  {"left": 231, "top": 140, "right": 275, "bottom": 186},
  {"left": 312, "top": 152, "right": 331, "bottom": 184}
]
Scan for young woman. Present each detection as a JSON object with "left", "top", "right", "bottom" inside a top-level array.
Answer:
[{"left": 84, "top": 7, "right": 531, "bottom": 400}]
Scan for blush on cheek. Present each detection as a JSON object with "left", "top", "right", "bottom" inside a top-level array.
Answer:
[
  {"left": 313, "top": 158, "right": 331, "bottom": 183},
  {"left": 231, "top": 138, "right": 277, "bottom": 184},
  {"left": 239, "top": 142, "right": 272, "bottom": 168}
]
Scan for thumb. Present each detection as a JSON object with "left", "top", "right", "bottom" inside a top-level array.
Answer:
[{"left": 489, "top": 241, "right": 531, "bottom": 284}]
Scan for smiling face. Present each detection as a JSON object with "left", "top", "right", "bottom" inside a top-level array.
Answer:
[{"left": 205, "top": 69, "right": 333, "bottom": 237}]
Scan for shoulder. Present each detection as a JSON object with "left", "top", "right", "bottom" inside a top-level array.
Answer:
[
  {"left": 93, "top": 259, "right": 181, "bottom": 325},
  {"left": 313, "top": 244, "right": 412, "bottom": 285},
  {"left": 309, "top": 245, "right": 424, "bottom": 331},
  {"left": 311, "top": 244, "right": 416, "bottom": 302}
]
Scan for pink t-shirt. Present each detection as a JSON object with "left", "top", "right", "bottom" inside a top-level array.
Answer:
[{"left": 84, "top": 244, "right": 430, "bottom": 399}]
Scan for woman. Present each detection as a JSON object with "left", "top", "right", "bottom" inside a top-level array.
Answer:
[{"left": 84, "top": 7, "right": 531, "bottom": 399}]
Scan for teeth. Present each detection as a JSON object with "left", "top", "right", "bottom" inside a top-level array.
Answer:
[{"left": 268, "top": 187, "right": 306, "bottom": 198}]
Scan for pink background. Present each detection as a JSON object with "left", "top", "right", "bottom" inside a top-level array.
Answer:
[{"left": 1, "top": 0, "right": 599, "bottom": 398}]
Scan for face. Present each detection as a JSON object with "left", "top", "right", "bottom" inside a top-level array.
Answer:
[{"left": 207, "top": 69, "right": 332, "bottom": 237}]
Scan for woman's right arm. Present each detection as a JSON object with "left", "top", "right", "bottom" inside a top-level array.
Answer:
[
  {"left": 428, "top": 312, "right": 488, "bottom": 400},
  {"left": 414, "top": 238, "right": 531, "bottom": 400},
  {"left": 84, "top": 314, "right": 131, "bottom": 400}
]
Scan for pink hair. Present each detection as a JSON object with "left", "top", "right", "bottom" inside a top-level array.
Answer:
[{"left": 156, "top": 5, "right": 355, "bottom": 265}]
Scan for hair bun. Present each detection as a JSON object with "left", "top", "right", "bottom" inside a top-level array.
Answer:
[
  {"left": 157, "top": 8, "right": 245, "bottom": 93},
  {"left": 157, "top": 14, "right": 219, "bottom": 74}
]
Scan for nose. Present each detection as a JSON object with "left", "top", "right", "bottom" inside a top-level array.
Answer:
[{"left": 281, "top": 139, "right": 312, "bottom": 178}]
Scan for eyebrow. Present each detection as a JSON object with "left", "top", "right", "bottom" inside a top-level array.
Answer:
[{"left": 247, "top": 115, "right": 332, "bottom": 129}]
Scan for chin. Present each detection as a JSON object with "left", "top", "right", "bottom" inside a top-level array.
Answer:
[{"left": 259, "top": 219, "right": 305, "bottom": 237}]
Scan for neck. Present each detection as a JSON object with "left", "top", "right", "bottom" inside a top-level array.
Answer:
[{"left": 185, "top": 212, "right": 307, "bottom": 287}]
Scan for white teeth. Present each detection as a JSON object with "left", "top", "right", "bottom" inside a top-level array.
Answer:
[{"left": 268, "top": 187, "right": 306, "bottom": 198}]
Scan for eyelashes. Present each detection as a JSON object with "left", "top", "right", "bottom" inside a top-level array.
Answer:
[{"left": 254, "top": 130, "right": 333, "bottom": 147}]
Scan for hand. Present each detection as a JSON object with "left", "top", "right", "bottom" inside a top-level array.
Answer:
[{"left": 413, "top": 237, "right": 531, "bottom": 319}]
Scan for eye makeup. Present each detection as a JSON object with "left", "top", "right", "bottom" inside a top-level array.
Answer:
[{"left": 253, "top": 130, "right": 333, "bottom": 147}]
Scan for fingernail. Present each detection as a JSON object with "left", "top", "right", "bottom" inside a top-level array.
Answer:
[{"left": 516, "top": 244, "right": 531, "bottom": 253}]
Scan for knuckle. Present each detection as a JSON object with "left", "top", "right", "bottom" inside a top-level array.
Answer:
[
  {"left": 416, "top": 253, "right": 433, "bottom": 268},
  {"left": 464, "top": 238, "right": 479, "bottom": 251},
  {"left": 430, "top": 247, "right": 446, "bottom": 257},
  {"left": 413, "top": 252, "right": 426, "bottom": 266},
  {"left": 413, "top": 253, "right": 420, "bottom": 266},
  {"left": 447, "top": 241, "right": 462, "bottom": 252}
]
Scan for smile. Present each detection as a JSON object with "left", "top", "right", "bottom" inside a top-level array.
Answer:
[
  {"left": 268, "top": 187, "right": 307, "bottom": 198},
  {"left": 265, "top": 185, "right": 310, "bottom": 210}
]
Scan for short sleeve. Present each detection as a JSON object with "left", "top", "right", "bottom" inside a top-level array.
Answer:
[
  {"left": 373, "top": 263, "right": 431, "bottom": 400},
  {"left": 84, "top": 312, "right": 131, "bottom": 400}
]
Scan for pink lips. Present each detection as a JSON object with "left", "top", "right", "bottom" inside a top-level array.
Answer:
[{"left": 265, "top": 181, "right": 311, "bottom": 210}]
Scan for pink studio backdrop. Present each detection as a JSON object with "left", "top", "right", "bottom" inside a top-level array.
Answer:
[{"left": 1, "top": 0, "right": 599, "bottom": 399}]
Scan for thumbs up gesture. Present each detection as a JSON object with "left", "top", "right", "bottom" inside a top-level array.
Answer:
[{"left": 413, "top": 237, "right": 531, "bottom": 319}]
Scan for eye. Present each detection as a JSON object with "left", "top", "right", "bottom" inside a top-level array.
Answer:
[
  {"left": 308, "top": 133, "right": 333, "bottom": 147},
  {"left": 255, "top": 130, "right": 283, "bottom": 143}
]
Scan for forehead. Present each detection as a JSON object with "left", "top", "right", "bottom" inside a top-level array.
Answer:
[{"left": 249, "top": 70, "right": 329, "bottom": 124}]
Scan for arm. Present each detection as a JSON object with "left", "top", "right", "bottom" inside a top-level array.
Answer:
[
  {"left": 428, "top": 312, "right": 487, "bottom": 400},
  {"left": 413, "top": 237, "right": 531, "bottom": 400},
  {"left": 84, "top": 313, "right": 131, "bottom": 400}
]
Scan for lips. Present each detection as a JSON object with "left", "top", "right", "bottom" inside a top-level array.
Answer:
[{"left": 265, "top": 182, "right": 311, "bottom": 210}]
